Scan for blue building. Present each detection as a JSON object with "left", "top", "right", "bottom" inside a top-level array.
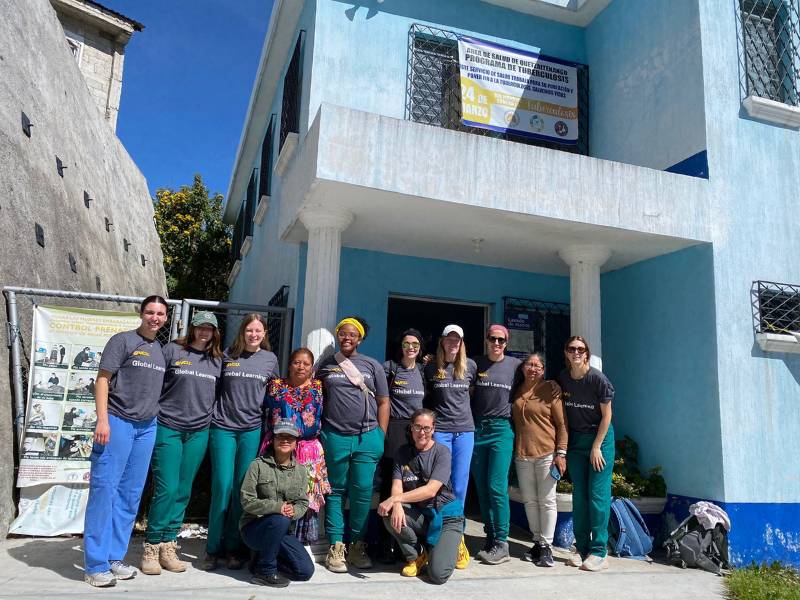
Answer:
[{"left": 223, "top": 0, "right": 800, "bottom": 566}]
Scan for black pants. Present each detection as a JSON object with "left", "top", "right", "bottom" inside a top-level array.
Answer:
[{"left": 241, "top": 514, "right": 314, "bottom": 580}]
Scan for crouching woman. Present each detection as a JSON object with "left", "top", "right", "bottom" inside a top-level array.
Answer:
[
  {"left": 377, "top": 408, "right": 464, "bottom": 585},
  {"left": 239, "top": 419, "right": 314, "bottom": 587}
]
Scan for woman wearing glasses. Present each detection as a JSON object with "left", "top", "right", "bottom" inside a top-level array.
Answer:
[
  {"left": 471, "top": 325, "right": 521, "bottom": 565},
  {"left": 379, "top": 329, "right": 426, "bottom": 562},
  {"left": 378, "top": 408, "right": 464, "bottom": 584},
  {"left": 557, "top": 336, "right": 614, "bottom": 572}
]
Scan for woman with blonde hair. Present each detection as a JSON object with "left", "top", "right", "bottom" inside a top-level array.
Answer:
[
  {"left": 203, "top": 314, "right": 279, "bottom": 571},
  {"left": 423, "top": 324, "right": 476, "bottom": 569}
]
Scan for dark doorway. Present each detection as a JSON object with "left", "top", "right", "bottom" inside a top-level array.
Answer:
[{"left": 385, "top": 296, "right": 488, "bottom": 362}]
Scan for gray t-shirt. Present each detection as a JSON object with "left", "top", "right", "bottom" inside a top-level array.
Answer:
[
  {"left": 317, "top": 353, "right": 389, "bottom": 435},
  {"left": 471, "top": 355, "right": 521, "bottom": 419},
  {"left": 384, "top": 360, "right": 426, "bottom": 420},
  {"left": 213, "top": 349, "right": 279, "bottom": 431},
  {"left": 423, "top": 360, "right": 477, "bottom": 433},
  {"left": 557, "top": 367, "right": 614, "bottom": 434},
  {"left": 393, "top": 441, "right": 456, "bottom": 510},
  {"left": 158, "top": 342, "right": 222, "bottom": 432},
  {"left": 99, "top": 330, "right": 166, "bottom": 422}
]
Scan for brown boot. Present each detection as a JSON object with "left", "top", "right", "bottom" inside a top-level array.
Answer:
[
  {"left": 159, "top": 540, "right": 187, "bottom": 573},
  {"left": 141, "top": 542, "right": 162, "bottom": 575}
]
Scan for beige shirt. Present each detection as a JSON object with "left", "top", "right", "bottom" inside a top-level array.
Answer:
[{"left": 511, "top": 379, "right": 568, "bottom": 459}]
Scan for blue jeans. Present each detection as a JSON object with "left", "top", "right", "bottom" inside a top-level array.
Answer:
[
  {"left": 241, "top": 514, "right": 314, "bottom": 580},
  {"left": 84, "top": 414, "right": 157, "bottom": 574},
  {"left": 432, "top": 431, "right": 475, "bottom": 507}
]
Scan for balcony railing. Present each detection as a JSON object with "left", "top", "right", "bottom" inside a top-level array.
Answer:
[
  {"left": 405, "top": 24, "right": 590, "bottom": 155},
  {"left": 752, "top": 280, "right": 800, "bottom": 334}
]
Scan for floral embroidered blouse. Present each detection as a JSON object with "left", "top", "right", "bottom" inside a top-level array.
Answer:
[{"left": 265, "top": 378, "right": 323, "bottom": 441}]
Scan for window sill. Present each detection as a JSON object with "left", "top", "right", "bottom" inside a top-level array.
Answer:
[
  {"left": 274, "top": 132, "right": 299, "bottom": 176},
  {"left": 240, "top": 236, "right": 253, "bottom": 257},
  {"left": 254, "top": 195, "right": 270, "bottom": 226},
  {"left": 227, "top": 260, "right": 241, "bottom": 288},
  {"left": 742, "top": 95, "right": 800, "bottom": 128},
  {"left": 756, "top": 332, "right": 800, "bottom": 353}
]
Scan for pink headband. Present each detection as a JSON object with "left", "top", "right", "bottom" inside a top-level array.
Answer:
[{"left": 487, "top": 324, "right": 509, "bottom": 339}]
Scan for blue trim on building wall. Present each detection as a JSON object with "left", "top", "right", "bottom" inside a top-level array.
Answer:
[{"left": 664, "top": 150, "right": 709, "bottom": 179}]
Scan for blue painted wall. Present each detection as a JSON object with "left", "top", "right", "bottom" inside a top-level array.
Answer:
[{"left": 601, "top": 245, "right": 723, "bottom": 500}]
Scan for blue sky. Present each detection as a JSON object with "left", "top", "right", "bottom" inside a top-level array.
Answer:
[{"left": 101, "top": 1, "right": 273, "bottom": 199}]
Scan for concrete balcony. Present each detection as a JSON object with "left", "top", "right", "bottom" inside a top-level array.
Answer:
[{"left": 278, "top": 103, "right": 710, "bottom": 275}]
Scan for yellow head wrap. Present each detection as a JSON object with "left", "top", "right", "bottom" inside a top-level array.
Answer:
[{"left": 335, "top": 317, "right": 365, "bottom": 339}]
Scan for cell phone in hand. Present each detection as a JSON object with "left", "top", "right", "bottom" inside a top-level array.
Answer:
[{"left": 549, "top": 463, "right": 562, "bottom": 481}]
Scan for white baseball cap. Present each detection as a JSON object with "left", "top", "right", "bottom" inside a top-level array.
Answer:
[{"left": 441, "top": 324, "right": 464, "bottom": 338}]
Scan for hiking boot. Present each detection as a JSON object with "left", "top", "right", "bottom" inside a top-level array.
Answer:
[
  {"left": 140, "top": 542, "right": 162, "bottom": 575},
  {"left": 325, "top": 542, "right": 347, "bottom": 573},
  {"left": 160, "top": 540, "right": 187, "bottom": 572},
  {"left": 110, "top": 560, "right": 137, "bottom": 580},
  {"left": 536, "top": 544, "right": 554, "bottom": 567},
  {"left": 84, "top": 570, "right": 117, "bottom": 587},
  {"left": 522, "top": 541, "right": 541, "bottom": 563},
  {"left": 251, "top": 571, "right": 291, "bottom": 587},
  {"left": 200, "top": 552, "right": 218, "bottom": 571},
  {"left": 476, "top": 537, "right": 495, "bottom": 563},
  {"left": 480, "top": 540, "right": 510, "bottom": 565},
  {"left": 401, "top": 550, "right": 428, "bottom": 577},
  {"left": 580, "top": 555, "right": 609, "bottom": 572},
  {"left": 455, "top": 536, "right": 470, "bottom": 569},
  {"left": 227, "top": 554, "right": 244, "bottom": 570},
  {"left": 347, "top": 541, "right": 372, "bottom": 569}
]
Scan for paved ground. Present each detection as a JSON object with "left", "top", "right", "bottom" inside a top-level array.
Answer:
[{"left": 0, "top": 519, "right": 725, "bottom": 599}]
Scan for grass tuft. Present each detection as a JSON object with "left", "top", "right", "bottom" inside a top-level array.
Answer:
[{"left": 726, "top": 562, "right": 800, "bottom": 600}]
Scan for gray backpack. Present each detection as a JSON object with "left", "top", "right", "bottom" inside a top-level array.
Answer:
[{"left": 663, "top": 515, "right": 730, "bottom": 575}]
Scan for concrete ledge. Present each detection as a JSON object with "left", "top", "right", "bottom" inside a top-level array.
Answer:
[
  {"left": 756, "top": 332, "right": 800, "bottom": 353},
  {"left": 274, "top": 132, "right": 298, "bottom": 176},
  {"left": 742, "top": 95, "right": 800, "bottom": 129},
  {"left": 226, "top": 260, "right": 241, "bottom": 288},
  {"left": 254, "top": 195, "right": 270, "bottom": 225},
  {"left": 240, "top": 236, "right": 253, "bottom": 257}
]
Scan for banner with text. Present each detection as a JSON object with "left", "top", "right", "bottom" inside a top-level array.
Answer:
[{"left": 457, "top": 36, "right": 579, "bottom": 143}]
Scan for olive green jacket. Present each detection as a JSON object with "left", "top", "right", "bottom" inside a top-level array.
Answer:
[{"left": 239, "top": 449, "right": 309, "bottom": 530}]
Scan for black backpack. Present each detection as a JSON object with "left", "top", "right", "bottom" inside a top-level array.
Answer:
[{"left": 663, "top": 514, "right": 730, "bottom": 575}]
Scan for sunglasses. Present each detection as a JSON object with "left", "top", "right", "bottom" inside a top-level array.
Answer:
[
  {"left": 566, "top": 346, "right": 587, "bottom": 355},
  {"left": 402, "top": 341, "right": 420, "bottom": 349},
  {"left": 487, "top": 336, "right": 507, "bottom": 344},
  {"left": 410, "top": 424, "right": 433, "bottom": 434}
]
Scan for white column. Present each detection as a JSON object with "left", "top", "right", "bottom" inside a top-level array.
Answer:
[
  {"left": 299, "top": 206, "right": 354, "bottom": 363},
  {"left": 558, "top": 245, "right": 611, "bottom": 370}
]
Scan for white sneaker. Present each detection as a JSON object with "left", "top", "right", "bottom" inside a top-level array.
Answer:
[
  {"left": 567, "top": 552, "right": 584, "bottom": 567},
  {"left": 84, "top": 570, "right": 117, "bottom": 587},
  {"left": 580, "top": 555, "right": 609, "bottom": 571},
  {"left": 110, "top": 560, "right": 137, "bottom": 580}
]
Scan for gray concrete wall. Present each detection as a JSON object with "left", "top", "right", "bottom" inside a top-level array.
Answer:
[{"left": 0, "top": 0, "right": 167, "bottom": 537}]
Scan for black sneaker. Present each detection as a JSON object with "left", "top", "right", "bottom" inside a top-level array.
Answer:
[
  {"left": 480, "top": 540, "right": 510, "bottom": 565},
  {"left": 251, "top": 571, "right": 290, "bottom": 588},
  {"left": 536, "top": 544, "right": 554, "bottom": 567},
  {"left": 476, "top": 538, "right": 494, "bottom": 562},
  {"left": 522, "top": 541, "right": 542, "bottom": 562}
]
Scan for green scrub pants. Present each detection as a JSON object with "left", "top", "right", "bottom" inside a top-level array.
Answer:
[
  {"left": 567, "top": 424, "right": 615, "bottom": 558},
  {"left": 321, "top": 426, "right": 384, "bottom": 544},
  {"left": 145, "top": 424, "right": 209, "bottom": 543},
  {"left": 471, "top": 417, "right": 514, "bottom": 541},
  {"left": 207, "top": 425, "right": 261, "bottom": 555}
]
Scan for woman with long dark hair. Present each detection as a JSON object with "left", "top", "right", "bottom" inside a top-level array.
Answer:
[
  {"left": 141, "top": 311, "right": 223, "bottom": 575},
  {"left": 557, "top": 336, "right": 614, "bottom": 572},
  {"left": 203, "top": 314, "right": 279, "bottom": 571},
  {"left": 83, "top": 295, "right": 168, "bottom": 588}
]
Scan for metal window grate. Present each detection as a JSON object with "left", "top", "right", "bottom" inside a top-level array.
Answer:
[
  {"left": 280, "top": 32, "right": 305, "bottom": 151},
  {"left": 752, "top": 280, "right": 800, "bottom": 334},
  {"left": 405, "top": 24, "right": 590, "bottom": 155},
  {"left": 259, "top": 115, "right": 276, "bottom": 199},
  {"left": 738, "top": 0, "right": 800, "bottom": 106}
]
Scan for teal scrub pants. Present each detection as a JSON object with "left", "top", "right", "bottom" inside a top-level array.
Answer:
[
  {"left": 471, "top": 417, "right": 514, "bottom": 541},
  {"left": 321, "top": 426, "right": 384, "bottom": 544},
  {"left": 567, "top": 424, "right": 615, "bottom": 558},
  {"left": 207, "top": 425, "right": 261, "bottom": 555},
  {"left": 145, "top": 424, "right": 209, "bottom": 543}
]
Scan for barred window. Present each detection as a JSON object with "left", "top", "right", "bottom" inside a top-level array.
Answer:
[
  {"left": 231, "top": 169, "right": 258, "bottom": 260},
  {"left": 259, "top": 115, "right": 276, "bottom": 199},
  {"left": 740, "top": 0, "right": 800, "bottom": 106},
  {"left": 280, "top": 32, "right": 305, "bottom": 151},
  {"left": 405, "top": 24, "right": 590, "bottom": 156},
  {"left": 753, "top": 281, "right": 800, "bottom": 334}
]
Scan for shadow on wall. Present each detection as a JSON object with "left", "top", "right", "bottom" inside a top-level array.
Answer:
[
  {"left": 344, "top": 1, "right": 383, "bottom": 21},
  {"left": 750, "top": 341, "right": 800, "bottom": 388}
]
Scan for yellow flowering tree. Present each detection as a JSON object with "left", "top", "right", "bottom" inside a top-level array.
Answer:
[{"left": 154, "top": 175, "right": 231, "bottom": 299}]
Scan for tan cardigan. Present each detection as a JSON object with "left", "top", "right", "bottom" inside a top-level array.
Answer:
[{"left": 511, "top": 379, "right": 568, "bottom": 459}]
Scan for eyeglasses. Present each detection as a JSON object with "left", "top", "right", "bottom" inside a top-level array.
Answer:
[
  {"left": 338, "top": 332, "right": 360, "bottom": 340},
  {"left": 525, "top": 363, "right": 544, "bottom": 371},
  {"left": 566, "top": 346, "right": 587, "bottom": 355},
  {"left": 402, "top": 342, "right": 420, "bottom": 349},
  {"left": 487, "top": 336, "right": 507, "bottom": 344},
  {"left": 410, "top": 424, "right": 433, "bottom": 434}
]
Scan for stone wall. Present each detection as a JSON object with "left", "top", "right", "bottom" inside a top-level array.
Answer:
[{"left": 0, "top": 0, "right": 167, "bottom": 537}]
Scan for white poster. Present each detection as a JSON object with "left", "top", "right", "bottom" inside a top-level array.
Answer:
[{"left": 458, "top": 36, "right": 579, "bottom": 143}]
